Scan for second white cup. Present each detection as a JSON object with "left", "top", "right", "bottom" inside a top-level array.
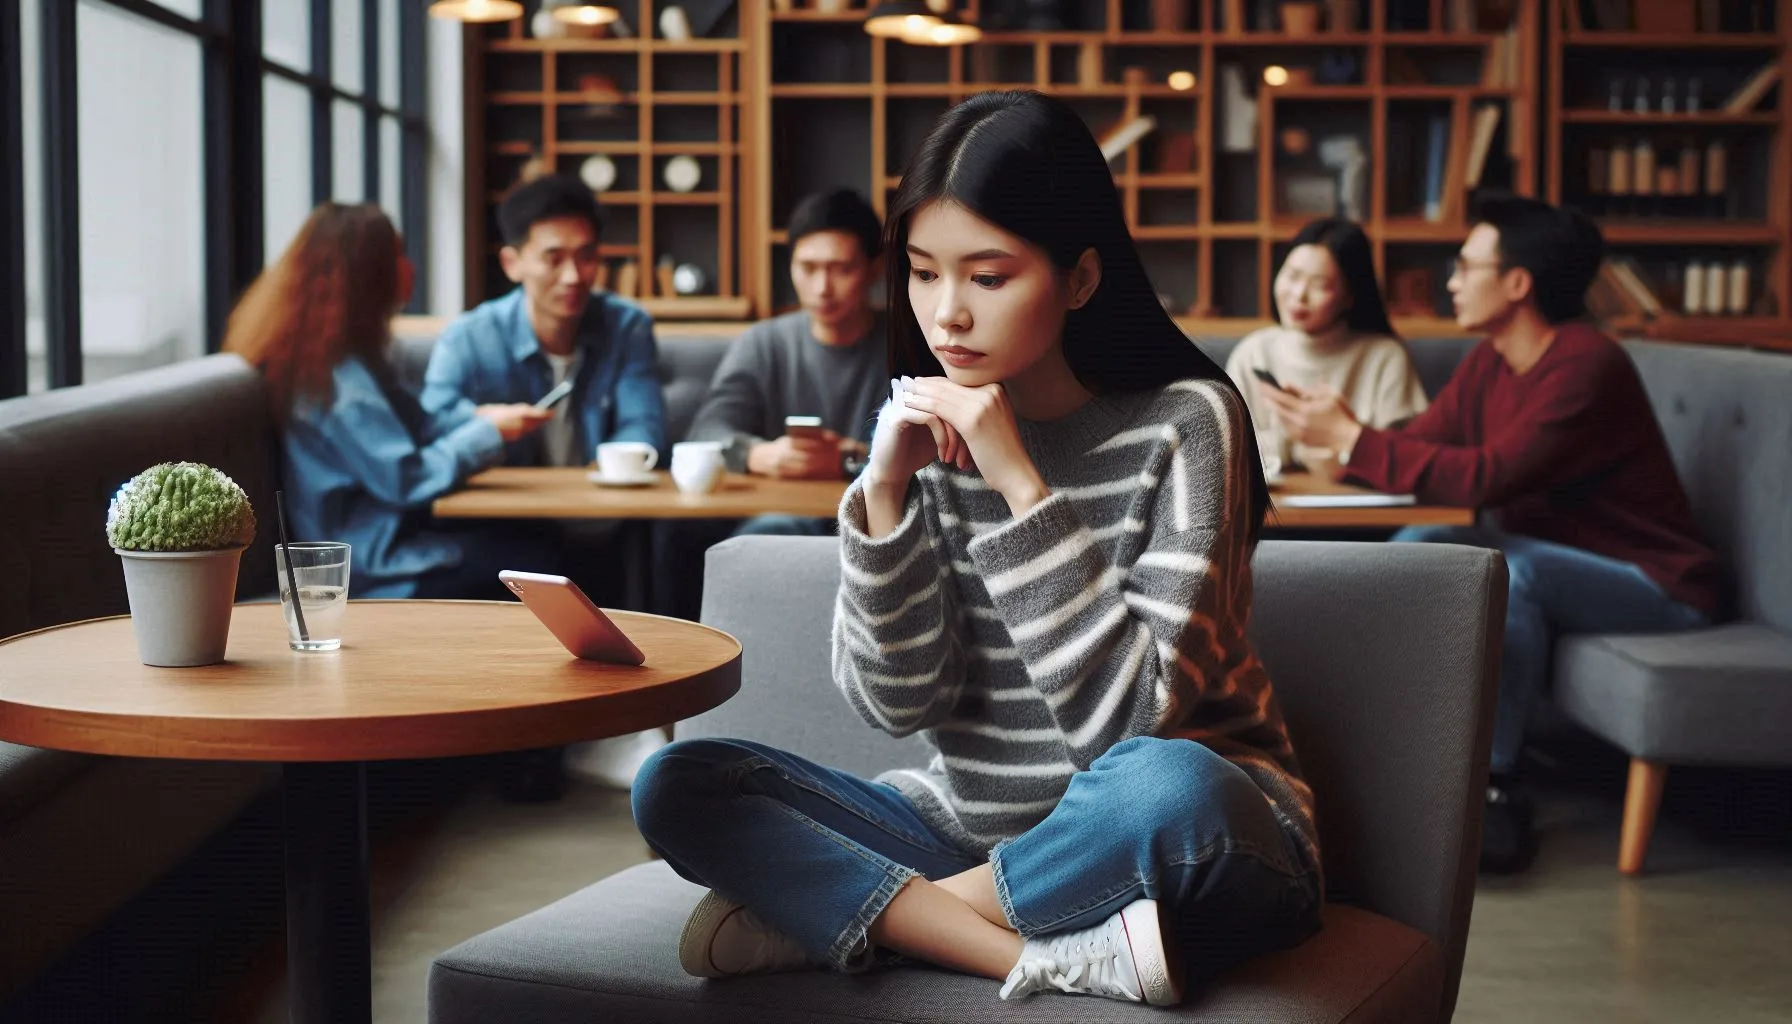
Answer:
[
  {"left": 670, "top": 441, "right": 726, "bottom": 494},
  {"left": 597, "top": 441, "right": 658, "bottom": 481}
]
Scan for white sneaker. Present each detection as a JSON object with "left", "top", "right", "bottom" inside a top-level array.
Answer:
[
  {"left": 678, "top": 890, "right": 820, "bottom": 979},
  {"left": 565, "top": 729, "right": 665, "bottom": 790},
  {"left": 998, "top": 898, "right": 1183, "bottom": 1006}
]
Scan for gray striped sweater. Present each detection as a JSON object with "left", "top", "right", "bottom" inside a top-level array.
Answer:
[{"left": 832, "top": 379, "right": 1319, "bottom": 871}]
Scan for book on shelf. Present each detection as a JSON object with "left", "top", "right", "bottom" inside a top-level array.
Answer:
[
  {"left": 1722, "top": 65, "right": 1782, "bottom": 114},
  {"left": 1098, "top": 116, "right": 1157, "bottom": 163},
  {"left": 1422, "top": 115, "right": 1450, "bottom": 222},
  {"left": 1607, "top": 257, "right": 1664, "bottom": 317},
  {"left": 1464, "top": 104, "right": 1503, "bottom": 189}
]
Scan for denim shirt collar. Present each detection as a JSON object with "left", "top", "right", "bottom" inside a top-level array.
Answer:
[{"left": 501, "top": 287, "right": 610, "bottom": 367}]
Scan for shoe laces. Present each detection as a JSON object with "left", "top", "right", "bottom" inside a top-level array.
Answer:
[{"left": 999, "top": 913, "right": 1138, "bottom": 1001}]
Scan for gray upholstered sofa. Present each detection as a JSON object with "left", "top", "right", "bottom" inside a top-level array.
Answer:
[
  {"left": 0, "top": 325, "right": 740, "bottom": 1000},
  {"left": 427, "top": 536, "right": 1508, "bottom": 1023}
]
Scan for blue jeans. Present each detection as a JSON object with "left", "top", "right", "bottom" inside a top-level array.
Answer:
[
  {"left": 732, "top": 514, "right": 835, "bottom": 537},
  {"left": 632, "top": 736, "right": 1321, "bottom": 980},
  {"left": 1393, "top": 526, "right": 1708, "bottom": 774}
]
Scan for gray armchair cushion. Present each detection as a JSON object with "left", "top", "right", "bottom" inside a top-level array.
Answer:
[
  {"left": 429, "top": 860, "right": 1442, "bottom": 1024},
  {"left": 1554, "top": 624, "right": 1792, "bottom": 765}
]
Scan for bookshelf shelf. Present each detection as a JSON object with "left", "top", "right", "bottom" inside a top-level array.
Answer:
[
  {"left": 1547, "top": 0, "right": 1790, "bottom": 342},
  {"left": 467, "top": 1, "right": 754, "bottom": 318}
]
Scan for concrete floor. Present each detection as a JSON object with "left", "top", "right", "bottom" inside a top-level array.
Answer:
[{"left": 252, "top": 767, "right": 1792, "bottom": 1023}]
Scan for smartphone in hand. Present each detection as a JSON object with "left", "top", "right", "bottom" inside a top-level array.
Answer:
[
  {"left": 534, "top": 378, "right": 576, "bottom": 411},
  {"left": 784, "top": 414, "right": 829, "bottom": 440},
  {"left": 499, "top": 570, "right": 646, "bottom": 665},
  {"left": 1251, "top": 368, "right": 1288, "bottom": 393}
]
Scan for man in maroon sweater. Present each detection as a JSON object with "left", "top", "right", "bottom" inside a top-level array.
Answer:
[{"left": 1259, "top": 196, "right": 1723, "bottom": 873}]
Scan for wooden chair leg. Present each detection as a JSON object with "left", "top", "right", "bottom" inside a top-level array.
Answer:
[{"left": 1618, "top": 758, "right": 1668, "bottom": 875}]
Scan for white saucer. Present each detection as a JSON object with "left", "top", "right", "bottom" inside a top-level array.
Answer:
[{"left": 587, "top": 470, "right": 658, "bottom": 488}]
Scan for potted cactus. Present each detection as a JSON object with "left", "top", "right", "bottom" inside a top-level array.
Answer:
[{"left": 107, "top": 462, "right": 257, "bottom": 667}]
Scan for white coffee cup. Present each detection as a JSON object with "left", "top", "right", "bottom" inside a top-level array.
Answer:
[
  {"left": 670, "top": 441, "right": 726, "bottom": 495},
  {"left": 597, "top": 441, "right": 659, "bottom": 481}
]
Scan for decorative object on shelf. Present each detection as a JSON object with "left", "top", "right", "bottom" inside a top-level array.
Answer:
[
  {"left": 680, "top": 0, "right": 738, "bottom": 35},
  {"left": 773, "top": 0, "right": 793, "bottom": 11},
  {"left": 660, "top": 5, "right": 694, "bottom": 41},
  {"left": 107, "top": 462, "right": 258, "bottom": 668},
  {"left": 656, "top": 255, "right": 678, "bottom": 297},
  {"left": 663, "top": 155, "right": 703, "bottom": 193},
  {"left": 516, "top": 151, "right": 551, "bottom": 189},
  {"left": 1387, "top": 268, "right": 1435, "bottom": 319},
  {"left": 429, "top": 0, "right": 523, "bottom": 21},
  {"left": 580, "top": 154, "right": 618, "bottom": 193},
  {"left": 815, "top": 0, "right": 850, "bottom": 12},
  {"left": 1279, "top": 126, "right": 1311, "bottom": 156},
  {"left": 1097, "top": 115, "right": 1157, "bottom": 163},
  {"left": 864, "top": 0, "right": 938, "bottom": 36},
  {"left": 1281, "top": 172, "right": 1338, "bottom": 216},
  {"left": 1219, "top": 64, "right": 1256, "bottom": 153},
  {"left": 1263, "top": 64, "right": 1290, "bottom": 87},
  {"left": 1324, "top": 0, "right": 1357, "bottom": 32},
  {"left": 1157, "top": 134, "right": 1197, "bottom": 173},
  {"left": 1281, "top": 1, "right": 1320, "bottom": 35},
  {"left": 550, "top": 1, "right": 622, "bottom": 28},
  {"left": 673, "top": 263, "right": 708, "bottom": 295},
  {"left": 613, "top": 258, "right": 640, "bottom": 298},
  {"left": 1314, "top": 50, "right": 1358, "bottom": 85},
  {"left": 1078, "top": 42, "right": 1102, "bottom": 88},
  {"left": 1150, "top": 0, "right": 1189, "bottom": 32},
  {"left": 532, "top": 9, "right": 569, "bottom": 37},
  {"left": 1167, "top": 70, "right": 1196, "bottom": 92},
  {"left": 574, "top": 73, "right": 625, "bottom": 118},
  {"left": 1318, "top": 135, "right": 1366, "bottom": 221}
]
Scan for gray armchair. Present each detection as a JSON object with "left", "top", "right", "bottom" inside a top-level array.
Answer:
[{"left": 430, "top": 537, "right": 1506, "bottom": 1023}]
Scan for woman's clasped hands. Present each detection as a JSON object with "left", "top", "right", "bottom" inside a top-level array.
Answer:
[{"left": 867, "top": 376, "right": 1048, "bottom": 518}]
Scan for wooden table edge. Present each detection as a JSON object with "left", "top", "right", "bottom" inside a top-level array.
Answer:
[{"left": 0, "top": 601, "right": 743, "bottom": 763}]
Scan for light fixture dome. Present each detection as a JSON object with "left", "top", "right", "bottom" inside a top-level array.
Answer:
[
  {"left": 428, "top": 0, "right": 525, "bottom": 23},
  {"left": 864, "top": 0, "right": 942, "bottom": 39},
  {"left": 903, "top": 10, "right": 981, "bottom": 44}
]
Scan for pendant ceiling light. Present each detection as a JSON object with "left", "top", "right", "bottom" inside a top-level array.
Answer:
[
  {"left": 428, "top": 0, "right": 525, "bottom": 22},
  {"left": 552, "top": 2, "right": 622, "bottom": 25},
  {"left": 903, "top": 10, "right": 981, "bottom": 44},
  {"left": 864, "top": 0, "right": 942, "bottom": 38}
]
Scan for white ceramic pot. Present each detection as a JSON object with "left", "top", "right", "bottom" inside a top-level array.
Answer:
[{"left": 116, "top": 547, "right": 245, "bottom": 667}]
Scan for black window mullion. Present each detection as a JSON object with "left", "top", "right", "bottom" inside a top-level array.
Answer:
[
  {"left": 1, "top": 1, "right": 25, "bottom": 397},
  {"left": 310, "top": 0, "right": 331, "bottom": 205},
  {"left": 363, "top": 0, "right": 378, "bottom": 202},
  {"left": 41, "top": 0, "right": 80, "bottom": 389},
  {"left": 202, "top": 0, "right": 261, "bottom": 353},
  {"left": 399, "top": 0, "right": 427, "bottom": 312}
]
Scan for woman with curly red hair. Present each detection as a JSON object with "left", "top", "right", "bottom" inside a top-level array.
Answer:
[{"left": 226, "top": 202, "right": 556, "bottom": 598}]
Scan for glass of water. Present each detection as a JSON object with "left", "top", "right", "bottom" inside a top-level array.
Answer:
[{"left": 276, "top": 542, "right": 351, "bottom": 652}]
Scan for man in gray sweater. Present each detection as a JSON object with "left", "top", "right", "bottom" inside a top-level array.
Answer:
[{"left": 654, "top": 190, "right": 889, "bottom": 619}]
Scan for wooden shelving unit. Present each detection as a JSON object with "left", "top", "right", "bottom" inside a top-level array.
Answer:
[
  {"left": 1546, "top": 0, "right": 1790, "bottom": 338},
  {"left": 461, "top": 0, "right": 1790, "bottom": 347},
  {"left": 464, "top": 0, "right": 760, "bottom": 320},
  {"left": 751, "top": 0, "right": 1539, "bottom": 329}
]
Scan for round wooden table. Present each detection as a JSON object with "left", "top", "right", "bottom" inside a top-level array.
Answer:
[{"left": 0, "top": 600, "right": 740, "bottom": 1024}]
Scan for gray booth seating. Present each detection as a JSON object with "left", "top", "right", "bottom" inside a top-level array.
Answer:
[
  {"left": 0, "top": 331, "right": 737, "bottom": 998},
  {"left": 428, "top": 537, "right": 1508, "bottom": 1023}
]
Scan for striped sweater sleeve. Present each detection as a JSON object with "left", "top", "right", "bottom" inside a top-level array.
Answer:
[
  {"left": 964, "top": 387, "right": 1251, "bottom": 768},
  {"left": 831, "top": 478, "right": 965, "bottom": 737}
]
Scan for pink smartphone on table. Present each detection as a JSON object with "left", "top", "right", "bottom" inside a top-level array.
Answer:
[{"left": 498, "top": 570, "right": 646, "bottom": 665}]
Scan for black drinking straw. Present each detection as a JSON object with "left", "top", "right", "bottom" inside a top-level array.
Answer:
[{"left": 276, "top": 490, "right": 309, "bottom": 642}]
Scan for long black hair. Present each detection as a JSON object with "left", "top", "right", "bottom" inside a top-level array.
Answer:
[
  {"left": 1274, "top": 217, "right": 1398, "bottom": 338},
  {"left": 884, "top": 90, "right": 1268, "bottom": 541}
]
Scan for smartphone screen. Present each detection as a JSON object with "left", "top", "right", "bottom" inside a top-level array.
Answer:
[
  {"left": 534, "top": 379, "right": 576, "bottom": 411},
  {"left": 1251, "top": 368, "right": 1286, "bottom": 392},
  {"left": 499, "top": 570, "right": 646, "bottom": 664},
  {"left": 785, "top": 415, "right": 828, "bottom": 440}
]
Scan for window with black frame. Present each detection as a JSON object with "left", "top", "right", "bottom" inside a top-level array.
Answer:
[{"left": 0, "top": 0, "right": 428, "bottom": 398}]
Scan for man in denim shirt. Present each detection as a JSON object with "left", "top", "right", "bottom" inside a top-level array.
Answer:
[
  {"left": 423, "top": 175, "right": 668, "bottom": 798},
  {"left": 423, "top": 175, "right": 666, "bottom": 467}
]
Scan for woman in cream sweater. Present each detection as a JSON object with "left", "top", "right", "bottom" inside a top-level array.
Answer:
[{"left": 1226, "top": 217, "right": 1426, "bottom": 474}]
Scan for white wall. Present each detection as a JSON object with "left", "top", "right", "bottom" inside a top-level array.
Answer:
[{"left": 427, "top": 17, "right": 465, "bottom": 315}]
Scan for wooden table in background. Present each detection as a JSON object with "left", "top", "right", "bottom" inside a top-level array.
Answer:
[
  {"left": 434, "top": 467, "right": 1474, "bottom": 531},
  {"left": 0, "top": 601, "right": 740, "bottom": 1024}
]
